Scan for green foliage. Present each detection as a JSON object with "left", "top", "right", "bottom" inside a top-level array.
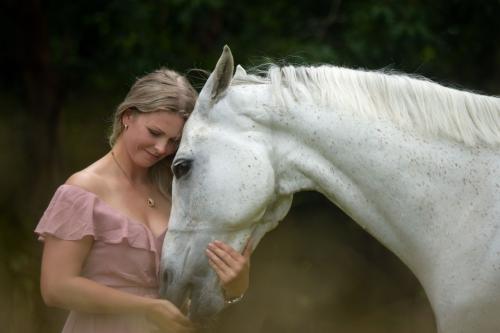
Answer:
[{"left": 4, "top": 0, "right": 498, "bottom": 93}]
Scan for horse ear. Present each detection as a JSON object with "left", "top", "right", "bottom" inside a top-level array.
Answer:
[
  {"left": 199, "top": 45, "right": 234, "bottom": 103},
  {"left": 234, "top": 64, "right": 247, "bottom": 79}
]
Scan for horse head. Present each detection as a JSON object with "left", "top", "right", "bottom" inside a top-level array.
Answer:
[{"left": 160, "top": 46, "right": 292, "bottom": 322}]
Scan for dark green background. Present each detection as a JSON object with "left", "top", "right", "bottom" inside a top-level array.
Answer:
[{"left": 1, "top": 0, "right": 499, "bottom": 332}]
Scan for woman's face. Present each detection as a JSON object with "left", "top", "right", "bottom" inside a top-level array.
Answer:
[{"left": 123, "top": 110, "right": 185, "bottom": 167}]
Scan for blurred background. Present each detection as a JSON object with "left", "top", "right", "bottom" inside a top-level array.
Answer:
[{"left": 1, "top": 0, "right": 499, "bottom": 332}]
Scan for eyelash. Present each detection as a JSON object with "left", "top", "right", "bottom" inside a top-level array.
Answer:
[
  {"left": 148, "top": 128, "right": 161, "bottom": 137},
  {"left": 148, "top": 128, "right": 180, "bottom": 146}
]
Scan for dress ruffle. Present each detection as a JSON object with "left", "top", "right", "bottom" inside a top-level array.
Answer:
[{"left": 35, "top": 184, "right": 160, "bottom": 255}]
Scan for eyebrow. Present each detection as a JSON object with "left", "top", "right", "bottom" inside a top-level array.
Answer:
[{"left": 150, "top": 126, "right": 181, "bottom": 140}]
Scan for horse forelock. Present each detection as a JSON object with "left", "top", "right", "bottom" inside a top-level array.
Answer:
[{"left": 231, "top": 64, "right": 500, "bottom": 147}]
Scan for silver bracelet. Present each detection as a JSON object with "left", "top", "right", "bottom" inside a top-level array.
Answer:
[{"left": 224, "top": 293, "right": 245, "bottom": 305}]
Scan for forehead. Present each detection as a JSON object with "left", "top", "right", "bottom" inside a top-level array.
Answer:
[{"left": 139, "top": 111, "right": 185, "bottom": 131}]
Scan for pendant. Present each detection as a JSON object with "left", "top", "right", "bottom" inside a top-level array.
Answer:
[{"left": 147, "top": 197, "right": 155, "bottom": 208}]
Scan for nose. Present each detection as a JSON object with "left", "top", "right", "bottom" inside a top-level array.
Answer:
[{"left": 154, "top": 141, "right": 168, "bottom": 156}]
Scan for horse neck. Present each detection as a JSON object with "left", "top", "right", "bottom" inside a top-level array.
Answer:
[{"left": 270, "top": 99, "right": 464, "bottom": 277}]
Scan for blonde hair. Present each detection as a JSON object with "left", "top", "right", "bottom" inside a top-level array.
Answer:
[{"left": 109, "top": 68, "right": 198, "bottom": 197}]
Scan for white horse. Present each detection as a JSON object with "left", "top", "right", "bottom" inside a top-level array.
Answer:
[{"left": 160, "top": 46, "right": 500, "bottom": 332}]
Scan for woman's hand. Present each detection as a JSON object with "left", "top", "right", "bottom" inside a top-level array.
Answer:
[
  {"left": 146, "top": 299, "right": 196, "bottom": 333},
  {"left": 205, "top": 239, "right": 252, "bottom": 299}
]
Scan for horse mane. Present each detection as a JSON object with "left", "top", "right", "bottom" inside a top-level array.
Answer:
[{"left": 232, "top": 65, "right": 500, "bottom": 147}]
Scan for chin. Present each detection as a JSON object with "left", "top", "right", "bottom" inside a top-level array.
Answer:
[{"left": 135, "top": 152, "right": 159, "bottom": 168}]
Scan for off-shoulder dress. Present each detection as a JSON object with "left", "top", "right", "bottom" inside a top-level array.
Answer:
[{"left": 35, "top": 184, "right": 167, "bottom": 333}]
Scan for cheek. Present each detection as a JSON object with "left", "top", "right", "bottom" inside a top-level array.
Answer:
[
  {"left": 123, "top": 132, "right": 155, "bottom": 163},
  {"left": 131, "top": 131, "right": 155, "bottom": 150},
  {"left": 165, "top": 145, "right": 178, "bottom": 156}
]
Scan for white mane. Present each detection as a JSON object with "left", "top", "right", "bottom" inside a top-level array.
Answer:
[{"left": 233, "top": 65, "right": 500, "bottom": 147}]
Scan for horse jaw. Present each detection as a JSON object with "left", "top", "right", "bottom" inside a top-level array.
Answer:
[{"left": 160, "top": 193, "right": 293, "bottom": 322}]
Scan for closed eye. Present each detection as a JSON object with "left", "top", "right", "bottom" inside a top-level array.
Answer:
[{"left": 148, "top": 128, "right": 162, "bottom": 137}]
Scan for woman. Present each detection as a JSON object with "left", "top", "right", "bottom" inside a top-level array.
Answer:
[{"left": 35, "top": 68, "right": 251, "bottom": 333}]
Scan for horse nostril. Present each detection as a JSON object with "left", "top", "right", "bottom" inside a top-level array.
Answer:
[
  {"left": 162, "top": 268, "right": 175, "bottom": 286},
  {"left": 163, "top": 268, "right": 171, "bottom": 286},
  {"left": 159, "top": 268, "right": 173, "bottom": 298}
]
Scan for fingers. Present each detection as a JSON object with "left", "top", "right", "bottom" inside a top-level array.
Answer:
[
  {"left": 206, "top": 239, "right": 252, "bottom": 296},
  {"left": 169, "top": 312, "right": 197, "bottom": 332},
  {"left": 148, "top": 300, "right": 196, "bottom": 333},
  {"left": 205, "top": 240, "right": 252, "bottom": 273},
  {"left": 176, "top": 312, "right": 193, "bottom": 327},
  {"left": 209, "top": 239, "right": 253, "bottom": 261},
  {"left": 209, "top": 241, "right": 247, "bottom": 269},
  {"left": 211, "top": 240, "right": 242, "bottom": 261},
  {"left": 166, "top": 309, "right": 193, "bottom": 329},
  {"left": 243, "top": 238, "right": 253, "bottom": 258},
  {"left": 170, "top": 310, "right": 193, "bottom": 329},
  {"left": 206, "top": 248, "right": 232, "bottom": 277}
]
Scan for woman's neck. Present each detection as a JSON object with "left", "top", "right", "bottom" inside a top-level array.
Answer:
[{"left": 109, "top": 140, "right": 150, "bottom": 185}]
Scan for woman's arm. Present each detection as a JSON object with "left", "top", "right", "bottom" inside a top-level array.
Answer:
[{"left": 40, "top": 235, "right": 194, "bottom": 332}]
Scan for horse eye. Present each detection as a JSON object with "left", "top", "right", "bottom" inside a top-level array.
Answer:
[{"left": 172, "top": 159, "right": 192, "bottom": 179}]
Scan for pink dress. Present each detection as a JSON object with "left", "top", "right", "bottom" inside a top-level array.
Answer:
[{"left": 35, "top": 184, "right": 167, "bottom": 333}]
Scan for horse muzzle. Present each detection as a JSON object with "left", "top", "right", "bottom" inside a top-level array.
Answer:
[{"left": 160, "top": 233, "right": 225, "bottom": 323}]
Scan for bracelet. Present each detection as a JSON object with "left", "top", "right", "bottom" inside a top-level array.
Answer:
[{"left": 224, "top": 293, "right": 245, "bottom": 305}]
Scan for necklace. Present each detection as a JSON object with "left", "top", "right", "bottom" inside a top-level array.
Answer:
[{"left": 111, "top": 150, "right": 156, "bottom": 208}]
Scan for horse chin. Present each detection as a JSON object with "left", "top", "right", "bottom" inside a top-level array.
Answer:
[
  {"left": 188, "top": 287, "right": 225, "bottom": 324},
  {"left": 168, "top": 278, "right": 224, "bottom": 324},
  {"left": 160, "top": 264, "right": 225, "bottom": 324}
]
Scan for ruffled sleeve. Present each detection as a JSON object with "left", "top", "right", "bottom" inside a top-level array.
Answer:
[
  {"left": 35, "top": 185, "right": 98, "bottom": 241},
  {"left": 35, "top": 184, "right": 160, "bottom": 257}
]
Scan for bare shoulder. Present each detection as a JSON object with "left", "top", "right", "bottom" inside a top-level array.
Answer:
[
  {"left": 65, "top": 171, "right": 98, "bottom": 191},
  {"left": 65, "top": 159, "right": 111, "bottom": 197}
]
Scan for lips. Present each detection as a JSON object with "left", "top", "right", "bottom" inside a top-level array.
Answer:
[{"left": 145, "top": 150, "right": 160, "bottom": 160}]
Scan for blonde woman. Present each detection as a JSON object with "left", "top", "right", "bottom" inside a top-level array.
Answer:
[{"left": 35, "top": 68, "right": 251, "bottom": 333}]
